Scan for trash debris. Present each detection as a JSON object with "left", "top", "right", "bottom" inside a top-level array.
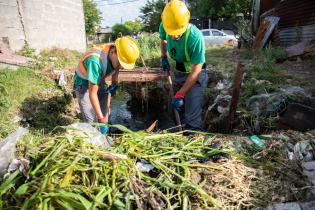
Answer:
[
  {"left": 279, "top": 103, "right": 315, "bottom": 132},
  {"left": 286, "top": 41, "right": 311, "bottom": 58},
  {"left": 0, "top": 127, "right": 28, "bottom": 178},
  {"left": 66, "top": 123, "right": 113, "bottom": 148},
  {"left": 290, "top": 141, "right": 314, "bottom": 161},
  {"left": 6, "top": 158, "right": 30, "bottom": 179},
  {"left": 136, "top": 159, "right": 154, "bottom": 172},
  {"left": 0, "top": 46, "right": 32, "bottom": 68},
  {"left": 246, "top": 86, "right": 313, "bottom": 132},
  {"left": 58, "top": 70, "right": 67, "bottom": 87},
  {"left": 248, "top": 135, "right": 265, "bottom": 148}
]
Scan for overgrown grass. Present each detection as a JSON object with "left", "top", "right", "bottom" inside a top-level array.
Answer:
[
  {"left": 240, "top": 46, "right": 287, "bottom": 63},
  {"left": 0, "top": 68, "right": 55, "bottom": 138},
  {"left": 136, "top": 33, "right": 161, "bottom": 68},
  {"left": 205, "top": 47, "right": 236, "bottom": 72}
]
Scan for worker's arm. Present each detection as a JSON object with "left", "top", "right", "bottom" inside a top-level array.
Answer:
[
  {"left": 111, "top": 69, "right": 119, "bottom": 85},
  {"left": 178, "top": 63, "right": 203, "bottom": 95},
  {"left": 161, "top": 40, "right": 167, "bottom": 57},
  {"left": 89, "top": 83, "right": 103, "bottom": 119}
]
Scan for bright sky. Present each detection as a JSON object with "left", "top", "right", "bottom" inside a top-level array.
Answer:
[{"left": 97, "top": 0, "right": 149, "bottom": 27}]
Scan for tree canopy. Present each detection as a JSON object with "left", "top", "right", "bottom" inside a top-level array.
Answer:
[
  {"left": 112, "top": 21, "right": 143, "bottom": 36},
  {"left": 140, "top": 0, "right": 165, "bottom": 32},
  {"left": 83, "top": 0, "right": 102, "bottom": 35},
  {"left": 186, "top": 0, "right": 251, "bottom": 19}
]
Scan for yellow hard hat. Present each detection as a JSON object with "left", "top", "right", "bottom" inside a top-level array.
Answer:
[
  {"left": 161, "top": 0, "right": 190, "bottom": 36},
  {"left": 115, "top": 36, "right": 140, "bottom": 70}
]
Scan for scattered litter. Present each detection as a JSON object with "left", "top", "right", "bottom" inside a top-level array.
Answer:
[
  {"left": 58, "top": 70, "right": 67, "bottom": 87},
  {"left": 280, "top": 103, "right": 315, "bottom": 132},
  {"left": 286, "top": 41, "right": 311, "bottom": 58},
  {"left": 248, "top": 135, "right": 265, "bottom": 148},
  {"left": 136, "top": 159, "right": 154, "bottom": 172},
  {"left": 0, "top": 127, "right": 28, "bottom": 177},
  {"left": 66, "top": 123, "right": 113, "bottom": 148},
  {"left": 6, "top": 158, "right": 30, "bottom": 179}
]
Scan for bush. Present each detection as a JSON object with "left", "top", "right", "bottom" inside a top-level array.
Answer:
[{"left": 136, "top": 33, "right": 161, "bottom": 68}]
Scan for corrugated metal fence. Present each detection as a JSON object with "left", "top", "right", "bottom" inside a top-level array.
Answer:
[{"left": 274, "top": 0, "right": 315, "bottom": 46}]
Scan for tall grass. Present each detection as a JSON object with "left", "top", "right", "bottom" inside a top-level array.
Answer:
[{"left": 136, "top": 33, "right": 161, "bottom": 68}]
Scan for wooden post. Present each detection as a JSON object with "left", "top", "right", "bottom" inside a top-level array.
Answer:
[{"left": 226, "top": 63, "right": 245, "bottom": 133}]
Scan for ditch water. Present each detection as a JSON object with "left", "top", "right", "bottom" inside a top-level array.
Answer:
[{"left": 109, "top": 90, "right": 175, "bottom": 131}]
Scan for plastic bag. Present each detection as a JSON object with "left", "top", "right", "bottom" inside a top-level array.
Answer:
[{"left": 0, "top": 127, "right": 28, "bottom": 177}]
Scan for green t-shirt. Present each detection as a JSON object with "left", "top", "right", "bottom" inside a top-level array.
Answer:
[
  {"left": 74, "top": 55, "right": 114, "bottom": 87},
  {"left": 159, "top": 23, "right": 205, "bottom": 65}
]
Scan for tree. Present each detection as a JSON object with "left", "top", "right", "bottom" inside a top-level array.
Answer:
[
  {"left": 140, "top": 0, "right": 166, "bottom": 32},
  {"left": 83, "top": 0, "right": 102, "bottom": 35},
  {"left": 125, "top": 21, "right": 143, "bottom": 33},
  {"left": 186, "top": 0, "right": 251, "bottom": 19},
  {"left": 112, "top": 21, "right": 143, "bottom": 36},
  {"left": 112, "top": 24, "right": 132, "bottom": 36}
]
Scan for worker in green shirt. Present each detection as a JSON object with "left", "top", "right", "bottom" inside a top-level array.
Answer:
[
  {"left": 73, "top": 36, "right": 140, "bottom": 134},
  {"left": 160, "top": 0, "right": 208, "bottom": 132}
]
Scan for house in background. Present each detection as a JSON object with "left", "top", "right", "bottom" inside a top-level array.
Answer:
[{"left": 0, "top": 0, "right": 86, "bottom": 52}]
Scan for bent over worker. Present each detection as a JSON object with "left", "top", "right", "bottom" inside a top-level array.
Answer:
[
  {"left": 73, "top": 36, "right": 140, "bottom": 134},
  {"left": 160, "top": 0, "right": 208, "bottom": 131}
]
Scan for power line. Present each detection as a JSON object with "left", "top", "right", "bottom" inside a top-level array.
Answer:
[{"left": 97, "top": 0, "right": 140, "bottom": 6}]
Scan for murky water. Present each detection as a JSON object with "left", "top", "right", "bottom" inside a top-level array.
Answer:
[{"left": 110, "top": 91, "right": 175, "bottom": 131}]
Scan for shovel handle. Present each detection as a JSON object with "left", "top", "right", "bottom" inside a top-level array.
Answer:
[{"left": 167, "top": 73, "right": 182, "bottom": 131}]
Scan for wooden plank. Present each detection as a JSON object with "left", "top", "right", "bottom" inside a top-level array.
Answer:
[{"left": 105, "top": 68, "right": 168, "bottom": 82}]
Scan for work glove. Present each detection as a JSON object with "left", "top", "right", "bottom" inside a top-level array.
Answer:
[
  {"left": 172, "top": 92, "right": 185, "bottom": 111},
  {"left": 161, "top": 56, "right": 170, "bottom": 71},
  {"left": 98, "top": 117, "right": 109, "bottom": 134},
  {"left": 106, "top": 84, "right": 118, "bottom": 96}
]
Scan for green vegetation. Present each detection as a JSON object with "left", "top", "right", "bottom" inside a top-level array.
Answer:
[
  {"left": 0, "top": 68, "right": 55, "bottom": 138},
  {"left": 0, "top": 47, "right": 82, "bottom": 138},
  {"left": 187, "top": 0, "right": 252, "bottom": 18},
  {"left": 205, "top": 47, "right": 236, "bottom": 72},
  {"left": 112, "top": 20, "right": 143, "bottom": 36},
  {"left": 0, "top": 125, "right": 306, "bottom": 209},
  {"left": 136, "top": 33, "right": 161, "bottom": 68},
  {"left": 83, "top": 0, "right": 102, "bottom": 35},
  {"left": 140, "top": 0, "right": 165, "bottom": 32}
]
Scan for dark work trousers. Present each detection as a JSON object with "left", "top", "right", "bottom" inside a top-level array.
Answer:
[{"left": 173, "top": 68, "right": 208, "bottom": 131}]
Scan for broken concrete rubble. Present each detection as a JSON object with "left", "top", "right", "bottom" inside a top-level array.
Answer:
[
  {"left": 0, "top": 46, "right": 31, "bottom": 69},
  {"left": 286, "top": 41, "right": 315, "bottom": 58}
]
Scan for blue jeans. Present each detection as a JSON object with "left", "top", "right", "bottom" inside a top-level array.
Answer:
[{"left": 173, "top": 69, "right": 208, "bottom": 130}]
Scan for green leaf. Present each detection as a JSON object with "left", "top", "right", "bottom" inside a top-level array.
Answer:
[
  {"left": 0, "top": 171, "right": 19, "bottom": 196},
  {"left": 15, "top": 183, "right": 29, "bottom": 196}
]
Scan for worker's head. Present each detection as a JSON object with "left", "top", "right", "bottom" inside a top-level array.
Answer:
[
  {"left": 113, "top": 36, "right": 140, "bottom": 70},
  {"left": 161, "top": 0, "right": 190, "bottom": 37}
]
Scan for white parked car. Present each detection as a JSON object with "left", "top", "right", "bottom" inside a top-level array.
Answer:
[{"left": 201, "top": 29, "right": 238, "bottom": 47}]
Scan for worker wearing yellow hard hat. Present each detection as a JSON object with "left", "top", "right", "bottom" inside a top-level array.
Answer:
[
  {"left": 160, "top": 0, "right": 208, "bottom": 132},
  {"left": 73, "top": 36, "right": 140, "bottom": 134}
]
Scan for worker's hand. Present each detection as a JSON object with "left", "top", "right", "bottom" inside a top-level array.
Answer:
[
  {"left": 98, "top": 118, "right": 109, "bottom": 134},
  {"left": 161, "top": 56, "right": 170, "bottom": 71},
  {"left": 172, "top": 92, "right": 185, "bottom": 111},
  {"left": 106, "top": 84, "right": 118, "bottom": 96}
]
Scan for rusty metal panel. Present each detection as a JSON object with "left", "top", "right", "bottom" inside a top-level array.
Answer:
[
  {"left": 279, "top": 24, "right": 315, "bottom": 46},
  {"left": 275, "top": 0, "right": 315, "bottom": 29}
]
